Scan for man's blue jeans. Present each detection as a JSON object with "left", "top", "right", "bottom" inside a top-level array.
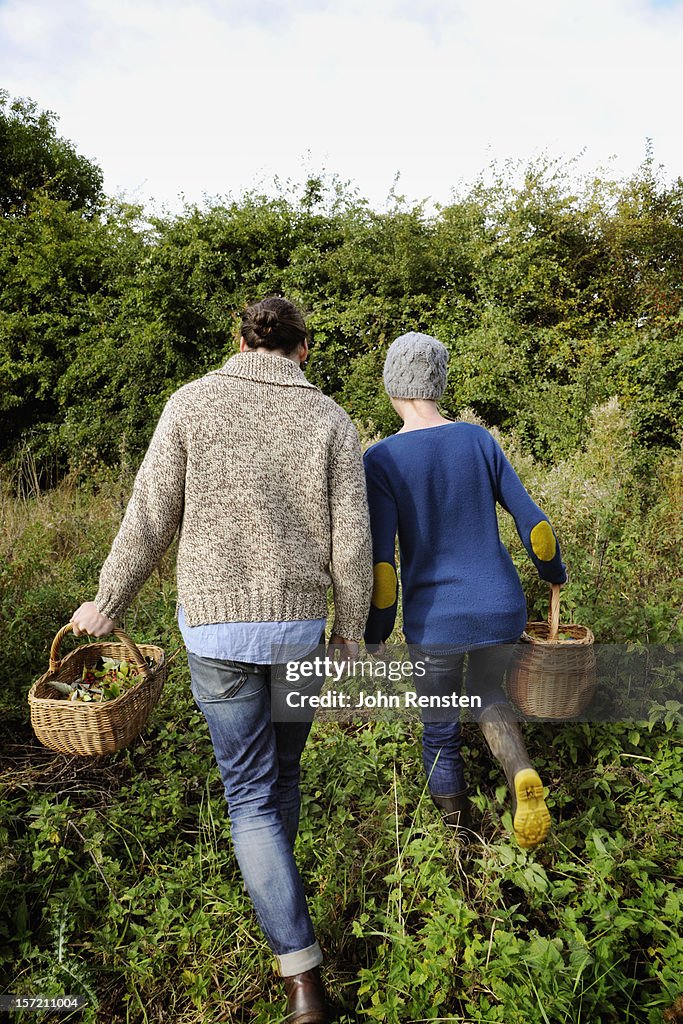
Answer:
[
  {"left": 188, "top": 649, "right": 324, "bottom": 976},
  {"left": 416, "top": 644, "right": 514, "bottom": 796}
]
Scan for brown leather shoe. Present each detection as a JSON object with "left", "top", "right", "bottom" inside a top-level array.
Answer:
[{"left": 283, "top": 966, "right": 328, "bottom": 1023}]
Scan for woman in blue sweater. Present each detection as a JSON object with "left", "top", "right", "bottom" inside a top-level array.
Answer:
[{"left": 364, "top": 332, "right": 567, "bottom": 848}]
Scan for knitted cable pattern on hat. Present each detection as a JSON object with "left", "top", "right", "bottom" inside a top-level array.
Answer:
[{"left": 383, "top": 332, "right": 448, "bottom": 399}]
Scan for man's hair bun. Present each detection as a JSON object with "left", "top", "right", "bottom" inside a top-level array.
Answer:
[{"left": 241, "top": 297, "right": 308, "bottom": 354}]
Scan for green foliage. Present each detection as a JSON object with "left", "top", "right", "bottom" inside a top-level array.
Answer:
[
  {"left": 0, "top": 91, "right": 103, "bottom": 216},
  {"left": 492, "top": 399, "right": 683, "bottom": 644},
  {"left": 2, "top": 134, "right": 683, "bottom": 476},
  {"left": 0, "top": 195, "right": 141, "bottom": 473}
]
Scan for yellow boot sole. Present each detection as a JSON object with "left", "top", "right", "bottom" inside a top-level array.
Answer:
[{"left": 512, "top": 768, "right": 551, "bottom": 849}]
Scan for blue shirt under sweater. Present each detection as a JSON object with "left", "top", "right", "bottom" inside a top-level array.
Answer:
[
  {"left": 364, "top": 422, "right": 567, "bottom": 649},
  {"left": 177, "top": 606, "right": 326, "bottom": 664}
]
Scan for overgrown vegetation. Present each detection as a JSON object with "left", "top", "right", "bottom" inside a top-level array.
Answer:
[
  {"left": 1, "top": 93, "right": 682, "bottom": 1023},
  {"left": 2, "top": 99, "right": 683, "bottom": 479}
]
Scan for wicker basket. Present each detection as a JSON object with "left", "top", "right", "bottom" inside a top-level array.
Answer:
[
  {"left": 506, "top": 584, "right": 596, "bottom": 720},
  {"left": 28, "top": 624, "right": 167, "bottom": 756}
]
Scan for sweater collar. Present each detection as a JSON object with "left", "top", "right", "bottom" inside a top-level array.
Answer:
[{"left": 212, "top": 350, "right": 317, "bottom": 389}]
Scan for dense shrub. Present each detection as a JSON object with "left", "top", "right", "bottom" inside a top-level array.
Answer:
[{"left": 2, "top": 98, "right": 683, "bottom": 475}]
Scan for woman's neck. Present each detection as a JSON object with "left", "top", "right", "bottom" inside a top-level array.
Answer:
[{"left": 393, "top": 398, "right": 451, "bottom": 433}]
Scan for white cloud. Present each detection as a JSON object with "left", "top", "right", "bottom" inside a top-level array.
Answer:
[{"left": 1, "top": 0, "right": 682, "bottom": 211}]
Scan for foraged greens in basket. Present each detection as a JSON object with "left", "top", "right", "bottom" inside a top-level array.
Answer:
[{"left": 46, "top": 655, "right": 151, "bottom": 703}]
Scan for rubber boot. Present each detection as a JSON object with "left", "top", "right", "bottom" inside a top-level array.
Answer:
[
  {"left": 478, "top": 703, "right": 551, "bottom": 849},
  {"left": 283, "top": 965, "right": 328, "bottom": 1023},
  {"left": 430, "top": 788, "right": 471, "bottom": 840}
]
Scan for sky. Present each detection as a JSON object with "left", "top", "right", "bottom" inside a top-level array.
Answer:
[{"left": 1, "top": 0, "right": 683, "bottom": 212}]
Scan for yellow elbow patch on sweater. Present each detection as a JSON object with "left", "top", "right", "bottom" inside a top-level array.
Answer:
[
  {"left": 372, "top": 562, "right": 398, "bottom": 609},
  {"left": 530, "top": 520, "right": 556, "bottom": 561}
]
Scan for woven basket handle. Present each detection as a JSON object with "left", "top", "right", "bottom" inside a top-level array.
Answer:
[
  {"left": 49, "top": 623, "right": 151, "bottom": 677},
  {"left": 547, "top": 584, "right": 561, "bottom": 641}
]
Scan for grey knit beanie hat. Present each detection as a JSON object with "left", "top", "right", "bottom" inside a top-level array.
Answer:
[{"left": 383, "top": 332, "right": 449, "bottom": 400}]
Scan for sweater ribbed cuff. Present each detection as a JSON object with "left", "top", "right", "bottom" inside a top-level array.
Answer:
[
  {"left": 93, "top": 587, "right": 126, "bottom": 624},
  {"left": 331, "top": 617, "right": 366, "bottom": 643}
]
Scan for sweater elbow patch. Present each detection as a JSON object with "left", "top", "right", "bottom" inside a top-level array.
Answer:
[
  {"left": 372, "top": 562, "right": 397, "bottom": 609},
  {"left": 530, "top": 520, "right": 557, "bottom": 561}
]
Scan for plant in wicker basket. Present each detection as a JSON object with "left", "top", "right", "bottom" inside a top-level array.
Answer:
[
  {"left": 506, "top": 584, "right": 596, "bottom": 720},
  {"left": 28, "top": 624, "right": 167, "bottom": 756},
  {"left": 47, "top": 655, "right": 150, "bottom": 702}
]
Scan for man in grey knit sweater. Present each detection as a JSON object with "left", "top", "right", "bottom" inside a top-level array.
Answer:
[{"left": 71, "top": 297, "right": 373, "bottom": 1023}]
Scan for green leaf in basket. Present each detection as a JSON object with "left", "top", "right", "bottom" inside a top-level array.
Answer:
[{"left": 46, "top": 681, "right": 74, "bottom": 696}]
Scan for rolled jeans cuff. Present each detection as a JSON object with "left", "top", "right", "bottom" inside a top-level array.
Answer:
[{"left": 277, "top": 940, "right": 323, "bottom": 977}]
